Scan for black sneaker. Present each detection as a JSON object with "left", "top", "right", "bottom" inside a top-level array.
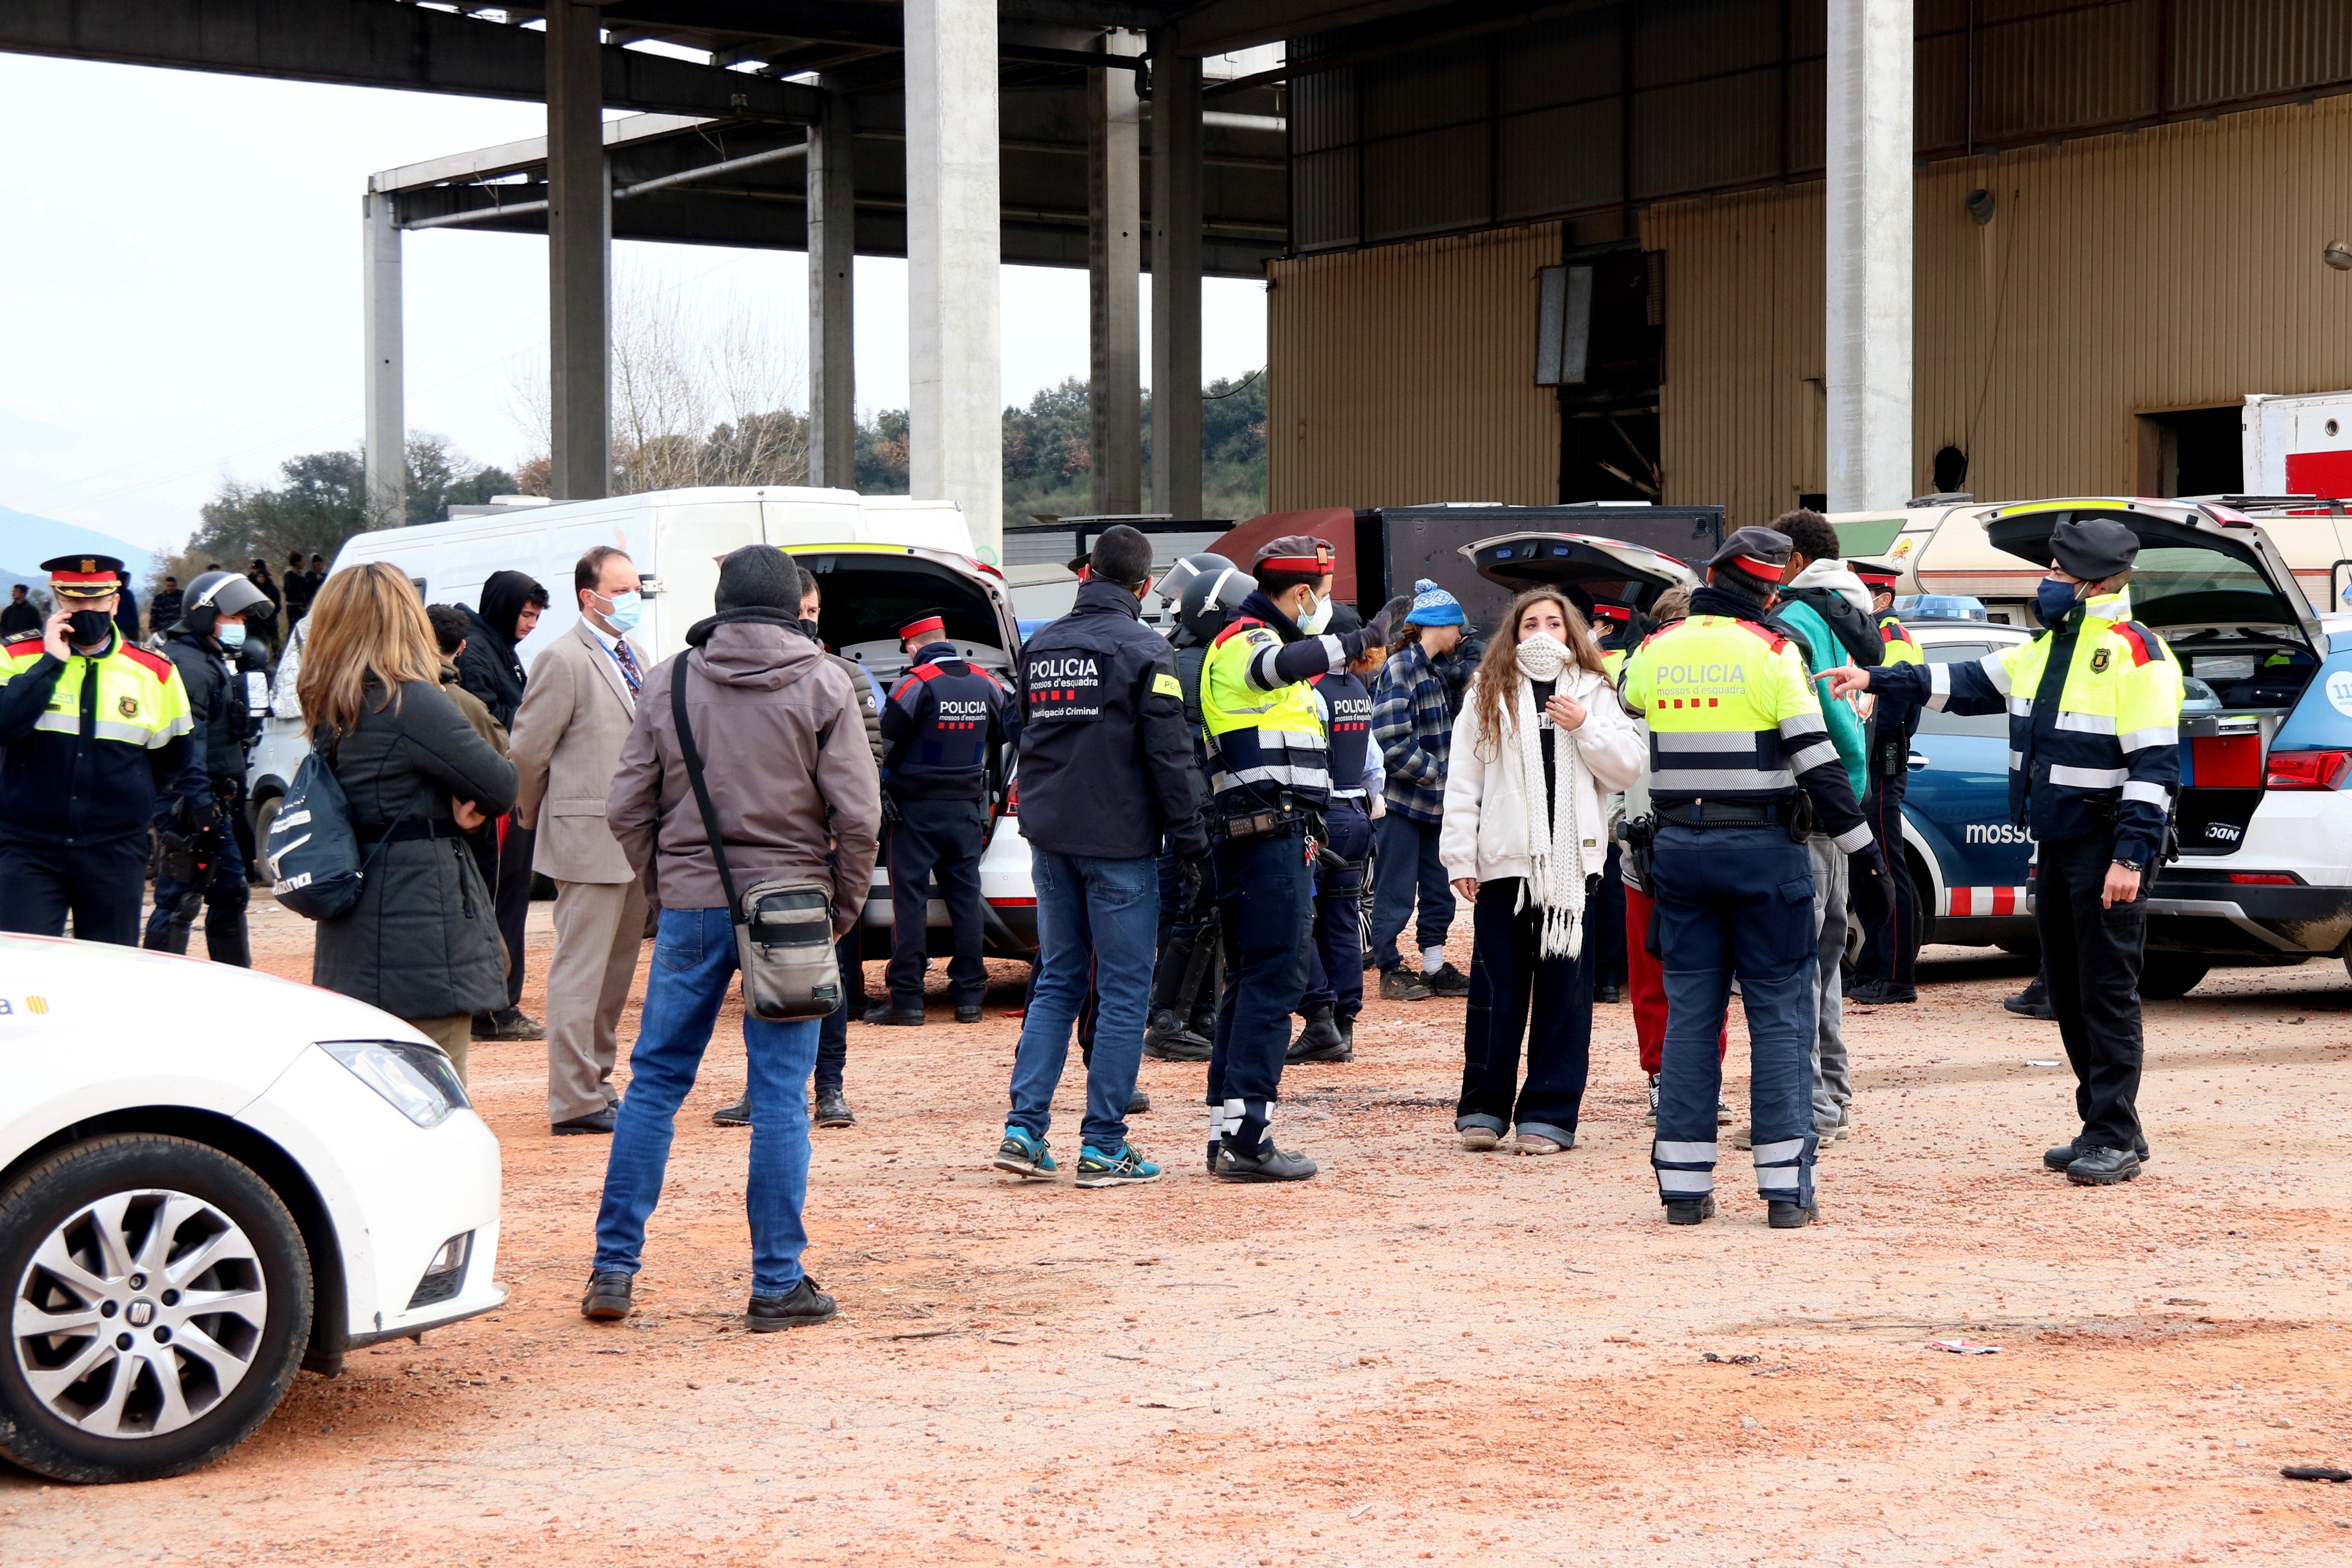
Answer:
[
  {"left": 1869, "top": 982, "right": 1918, "bottom": 1004},
  {"left": 863, "top": 1004, "right": 926, "bottom": 1026},
  {"left": 1213, "top": 1142, "right": 1319, "bottom": 1182},
  {"left": 2044, "top": 1134, "right": 2149, "bottom": 1171},
  {"left": 746, "top": 1276, "right": 837, "bottom": 1332},
  {"left": 552, "top": 1105, "right": 617, "bottom": 1136},
  {"left": 1127, "top": 1086, "right": 1152, "bottom": 1115},
  {"left": 1426, "top": 962, "right": 1471, "bottom": 998},
  {"left": 813, "top": 1085, "right": 854, "bottom": 1127},
  {"left": 1287, "top": 1006, "right": 1350, "bottom": 1063},
  {"left": 2004, "top": 978, "right": 2055, "bottom": 1020},
  {"left": 485, "top": 1006, "right": 545, "bottom": 1041},
  {"left": 1844, "top": 976, "right": 1885, "bottom": 1003},
  {"left": 581, "top": 1271, "right": 633, "bottom": 1320},
  {"left": 1377, "top": 967, "right": 1433, "bottom": 1002},
  {"left": 1768, "top": 1200, "right": 1820, "bottom": 1229},
  {"left": 1665, "top": 1196, "right": 1716, "bottom": 1225},
  {"left": 711, "top": 1095, "right": 751, "bottom": 1128},
  {"left": 2064, "top": 1146, "right": 2142, "bottom": 1186}
]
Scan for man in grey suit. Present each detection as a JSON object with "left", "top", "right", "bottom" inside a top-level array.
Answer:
[{"left": 510, "top": 546, "right": 652, "bottom": 1135}]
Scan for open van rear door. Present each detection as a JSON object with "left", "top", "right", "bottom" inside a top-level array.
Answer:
[{"left": 1460, "top": 531, "right": 1699, "bottom": 612}]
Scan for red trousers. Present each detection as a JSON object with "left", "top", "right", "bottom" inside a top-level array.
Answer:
[{"left": 1624, "top": 881, "right": 1728, "bottom": 1078}]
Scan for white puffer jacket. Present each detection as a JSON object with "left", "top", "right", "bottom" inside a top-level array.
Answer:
[{"left": 1439, "top": 662, "right": 1645, "bottom": 887}]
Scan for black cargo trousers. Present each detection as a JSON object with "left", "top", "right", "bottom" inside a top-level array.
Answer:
[{"left": 2034, "top": 828, "right": 2147, "bottom": 1155}]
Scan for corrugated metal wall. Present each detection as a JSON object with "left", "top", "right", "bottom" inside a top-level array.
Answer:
[
  {"left": 1266, "top": 224, "right": 1563, "bottom": 510},
  {"left": 1643, "top": 96, "right": 2352, "bottom": 524}
]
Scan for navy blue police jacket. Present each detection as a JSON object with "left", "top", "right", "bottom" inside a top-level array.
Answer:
[
  {"left": 880, "top": 638, "right": 1008, "bottom": 802},
  {"left": 1012, "top": 579, "right": 1207, "bottom": 861}
]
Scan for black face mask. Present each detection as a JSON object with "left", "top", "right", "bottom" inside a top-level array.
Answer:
[
  {"left": 799, "top": 617, "right": 823, "bottom": 643},
  {"left": 68, "top": 609, "right": 116, "bottom": 648}
]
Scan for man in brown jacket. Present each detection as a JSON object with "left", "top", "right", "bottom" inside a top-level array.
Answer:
[
  {"left": 586, "top": 546, "right": 881, "bottom": 1333},
  {"left": 509, "top": 546, "right": 654, "bottom": 1136}
]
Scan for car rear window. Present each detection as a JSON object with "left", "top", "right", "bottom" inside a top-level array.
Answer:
[{"left": 2126, "top": 545, "right": 2298, "bottom": 629}]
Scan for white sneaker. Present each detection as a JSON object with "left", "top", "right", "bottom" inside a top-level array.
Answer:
[
  {"left": 1645, "top": 1075, "right": 1660, "bottom": 1126},
  {"left": 1716, "top": 1094, "right": 1733, "bottom": 1125}
]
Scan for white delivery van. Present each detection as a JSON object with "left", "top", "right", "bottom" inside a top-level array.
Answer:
[{"left": 250, "top": 485, "right": 1041, "bottom": 956}]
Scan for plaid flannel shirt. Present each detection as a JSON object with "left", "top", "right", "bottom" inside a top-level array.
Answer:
[{"left": 1371, "top": 640, "right": 1455, "bottom": 824}]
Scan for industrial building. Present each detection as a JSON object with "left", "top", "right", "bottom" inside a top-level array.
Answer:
[{"left": 10, "top": 2, "right": 2352, "bottom": 549}]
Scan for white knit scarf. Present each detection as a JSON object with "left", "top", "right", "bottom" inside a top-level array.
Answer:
[{"left": 1513, "top": 633, "right": 1586, "bottom": 960}]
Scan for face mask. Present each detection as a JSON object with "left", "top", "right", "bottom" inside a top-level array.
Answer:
[
  {"left": 598, "top": 590, "right": 644, "bottom": 634},
  {"left": 2034, "top": 577, "right": 2081, "bottom": 628},
  {"left": 798, "top": 617, "right": 823, "bottom": 643},
  {"left": 68, "top": 609, "right": 115, "bottom": 647},
  {"left": 218, "top": 622, "right": 248, "bottom": 651},
  {"left": 1297, "top": 591, "right": 1333, "bottom": 636}
]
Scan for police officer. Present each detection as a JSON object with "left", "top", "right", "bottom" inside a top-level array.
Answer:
[
  {"left": 1832, "top": 515, "right": 2179, "bottom": 1186},
  {"left": 1619, "top": 528, "right": 1890, "bottom": 1229},
  {"left": 991, "top": 525, "right": 1205, "bottom": 1185},
  {"left": 143, "top": 570, "right": 271, "bottom": 965},
  {"left": 1845, "top": 557, "right": 1925, "bottom": 1004},
  {"left": 1141, "top": 554, "right": 1246, "bottom": 1061},
  {"left": 0, "top": 556, "right": 194, "bottom": 944},
  {"left": 870, "top": 608, "right": 1009, "bottom": 1026},
  {"left": 1291, "top": 616, "right": 1381, "bottom": 1062},
  {"left": 1198, "top": 537, "right": 1395, "bottom": 1181}
]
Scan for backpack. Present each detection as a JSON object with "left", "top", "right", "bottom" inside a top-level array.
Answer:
[{"left": 264, "top": 746, "right": 418, "bottom": 921}]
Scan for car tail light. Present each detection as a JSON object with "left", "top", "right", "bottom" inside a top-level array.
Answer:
[
  {"left": 2264, "top": 750, "right": 2352, "bottom": 790},
  {"left": 2228, "top": 872, "right": 2298, "bottom": 885}
]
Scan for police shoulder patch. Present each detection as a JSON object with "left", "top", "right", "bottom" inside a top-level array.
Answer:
[
  {"left": 2111, "top": 622, "right": 2158, "bottom": 667},
  {"left": 119, "top": 644, "right": 176, "bottom": 681},
  {"left": 1152, "top": 672, "right": 1182, "bottom": 697}
]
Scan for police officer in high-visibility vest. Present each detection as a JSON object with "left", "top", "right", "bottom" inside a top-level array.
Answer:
[
  {"left": 1290, "top": 625, "right": 1383, "bottom": 1064},
  {"left": 1833, "top": 515, "right": 2181, "bottom": 1186},
  {"left": 1619, "top": 528, "right": 1891, "bottom": 1229},
  {"left": 1198, "top": 537, "right": 1394, "bottom": 1181},
  {"left": 0, "top": 555, "right": 195, "bottom": 945},
  {"left": 1846, "top": 557, "right": 1926, "bottom": 1004},
  {"left": 870, "top": 609, "right": 1009, "bottom": 1026}
]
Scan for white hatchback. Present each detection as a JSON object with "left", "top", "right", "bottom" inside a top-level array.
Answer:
[{"left": 0, "top": 936, "right": 503, "bottom": 1483}]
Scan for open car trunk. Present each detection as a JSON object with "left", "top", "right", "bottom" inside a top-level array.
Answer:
[
  {"left": 1461, "top": 531, "right": 1701, "bottom": 614},
  {"left": 1984, "top": 501, "right": 2323, "bottom": 859},
  {"left": 787, "top": 544, "right": 1021, "bottom": 687}
]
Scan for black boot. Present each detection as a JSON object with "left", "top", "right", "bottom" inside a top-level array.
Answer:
[
  {"left": 863, "top": 1003, "right": 926, "bottom": 1026},
  {"left": 2004, "top": 977, "right": 2055, "bottom": 1019},
  {"left": 711, "top": 1094, "right": 751, "bottom": 1128},
  {"left": 1144, "top": 1008, "right": 1211, "bottom": 1061},
  {"left": 1335, "top": 1012, "right": 1357, "bottom": 1054},
  {"left": 2064, "top": 1145, "right": 2142, "bottom": 1186},
  {"left": 1665, "top": 1196, "right": 1717, "bottom": 1226},
  {"left": 1768, "top": 1200, "right": 1820, "bottom": 1229},
  {"left": 1286, "top": 1005, "right": 1350, "bottom": 1063},
  {"left": 813, "top": 1084, "right": 854, "bottom": 1127},
  {"left": 2044, "top": 1133, "right": 2149, "bottom": 1171}
]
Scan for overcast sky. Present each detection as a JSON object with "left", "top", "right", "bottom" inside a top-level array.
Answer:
[{"left": 0, "top": 53, "right": 1269, "bottom": 557}]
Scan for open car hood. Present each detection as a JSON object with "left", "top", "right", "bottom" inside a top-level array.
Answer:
[
  {"left": 1982, "top": 499, "right": 2324, "bottom": 650},
  {"left": 1460, "top": 531, "right": 1699, "bottom": 612}
]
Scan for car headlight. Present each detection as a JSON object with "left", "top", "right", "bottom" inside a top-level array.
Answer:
[{"left": 318, "top": 1038, "right": 471, "bottom": 1128}]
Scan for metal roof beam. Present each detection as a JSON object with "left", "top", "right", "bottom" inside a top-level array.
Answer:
[{"left": 0, "top": 0, "right": 823, "bottom": 121}]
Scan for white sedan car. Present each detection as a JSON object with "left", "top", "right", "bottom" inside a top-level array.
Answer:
[{"left": 0, "top": 936, "right": 503, "bottom": 1483}]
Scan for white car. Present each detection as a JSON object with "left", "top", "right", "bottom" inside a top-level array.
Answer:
[{"left": 0, "top": 936, "right": 503, "bottom": 1483}]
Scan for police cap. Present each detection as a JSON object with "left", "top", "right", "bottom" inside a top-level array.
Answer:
[
  {"left": 1705, "top": 527, "right": 1794, "bottom": 586},
  {"left": 2049, "top": 516, "right": 2139, "bottom": 582},
  {"left": 1252, "top": 536, "right": 1335, "bottom": 577},
  {"left": 42, "top": 554, "right": 126, "bottom": 598},
  {"left": 1848, "top": 556, "right": 1903, "bottom": 592},
  {"left": 899, "top": 608, "right": 949, "bottom": 643}
]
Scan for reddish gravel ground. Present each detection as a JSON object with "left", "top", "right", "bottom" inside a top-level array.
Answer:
[{"left": 6, "top": 895, "right": 2352, "bottom": 1565}]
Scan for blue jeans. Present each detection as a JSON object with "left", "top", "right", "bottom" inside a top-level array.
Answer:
[
  {"left": 1648, "top": 825, "right": 1819, "bottom": 1208},
  {"left": 1006, "top": 848, "right": 1159, "bottom": 1153},
  {"left": 1370, "top": 811, "right": 1453, "bottom": 970},
  {"left": 594, "top": 907, "right": 820, "bottom": 1298}
]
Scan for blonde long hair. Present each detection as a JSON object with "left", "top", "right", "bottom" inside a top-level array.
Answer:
[
  {"left": 1467, "top": 588, "right": 1609, "bottom": 762},
  {"left": 298, "top": 562, "right": 443, "bottom": 736}
]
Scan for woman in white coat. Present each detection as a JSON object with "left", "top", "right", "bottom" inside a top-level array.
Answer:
[{"left": 1439, "top": 588, "right": 1645, "bottom": 1153}]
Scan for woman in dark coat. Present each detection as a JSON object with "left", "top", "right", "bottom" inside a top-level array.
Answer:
[
  {"left": 455, "top": 568, "right": 549, "bottom": 1041},
  {"left": 298, "top": 562, "right": 518, "bottom": 1080}
]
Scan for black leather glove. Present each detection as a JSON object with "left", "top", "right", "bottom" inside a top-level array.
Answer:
[
  {"left": 1847, "top": 851, "right": 1894, "bottom": 942},
  {"left": 880, "top": 794, "right": 901, "bottom": 830},
  {"left": 1362, "top": 604, "right": 1397, "bottom": 651}
]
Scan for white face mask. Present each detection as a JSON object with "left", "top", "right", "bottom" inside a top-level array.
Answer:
[{"left": 1297, "top": 590, "right": 1333, "bottom": 635}]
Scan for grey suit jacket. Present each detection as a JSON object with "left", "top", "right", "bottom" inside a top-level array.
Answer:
[{"left": 509, "top": 617, "right": 645, "bottom": 884}]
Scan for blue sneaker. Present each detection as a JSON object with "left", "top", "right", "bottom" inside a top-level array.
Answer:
[
  {"left": 1075, "top": 1142, "right": 1163, "bottom": 1188},
  {"left": 992, "top": 1125, "right": 1057, "bottom": 1180}
]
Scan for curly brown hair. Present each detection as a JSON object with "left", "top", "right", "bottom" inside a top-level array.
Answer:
[{"left": 1466, "top": 587, "right": 1609, "bottom": 762}]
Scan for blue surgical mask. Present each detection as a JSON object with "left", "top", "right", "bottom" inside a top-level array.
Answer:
[
  {"left": 218, "top": 622, "right": 248, "bottom": 650},
  {"left": 1297, "top": 591, "right": 1333, "bottom": 636},
  {"left": 2034, "top": 577, "right": 2081, "bottom": 628},
  {"left": 599, "top": 590, "right": 644, "bottom": 634}
]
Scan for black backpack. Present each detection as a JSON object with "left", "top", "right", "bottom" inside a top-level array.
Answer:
[{"left": 264, "top": 747, "right": 417, "bottom": 921}]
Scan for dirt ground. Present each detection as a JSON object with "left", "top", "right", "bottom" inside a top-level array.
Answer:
[{"left": 7, "top": 895, "right": 2352, "bottom": 1565}]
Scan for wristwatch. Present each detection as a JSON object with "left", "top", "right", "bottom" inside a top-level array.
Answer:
[{"left": 2112, "top": 856, "right": 2145, "bottom": 873}]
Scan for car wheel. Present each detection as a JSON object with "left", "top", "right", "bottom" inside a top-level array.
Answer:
[
  {"left": 2137, "top": 960, "right": 2212, "bottom": 1002},
  {"left": 0, "top": 1135, "right": 312, "bottom": 1484},
  {"left": 249, "top": 794, "right": 282, "bottom": 886}
]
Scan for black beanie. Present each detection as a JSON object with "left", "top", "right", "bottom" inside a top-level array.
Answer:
[{"left": 714, "top": 546, "right": 801, "bottom": 612}]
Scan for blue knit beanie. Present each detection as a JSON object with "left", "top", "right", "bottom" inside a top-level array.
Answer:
[{"left": 1404, "top": 577, "right": 1465, "bottom": 627}]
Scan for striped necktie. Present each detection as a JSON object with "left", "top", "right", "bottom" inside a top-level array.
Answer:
[{"left": 611, "top": 638, "right": 641, "bottom": 694}]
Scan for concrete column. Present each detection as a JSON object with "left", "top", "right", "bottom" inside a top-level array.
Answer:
[
  {"left": 1088, "top": 31, "right": 1144, "bottom": 515},
  {"left": 904, "top": 0, "right": 1004, "bottom": 556},
  {"left": 806, "top": 83, "right": 857, "bottom": 490},
  {"left": 546, "top": 0, "right": 610, "bottom": 501},
  {"left": 1824, "top": 0, "right": 1914, "bottom": 512},
  {"left": 1148, "top": 40, "right": 1203, "bottom": 520},
  {"left": 361, "top": 190, "right": 405, "bottom": 524}
]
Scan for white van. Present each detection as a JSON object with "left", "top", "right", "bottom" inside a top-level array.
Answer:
[{"left": 250, "top": 486, "right": 1040, "bottom": 956}]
